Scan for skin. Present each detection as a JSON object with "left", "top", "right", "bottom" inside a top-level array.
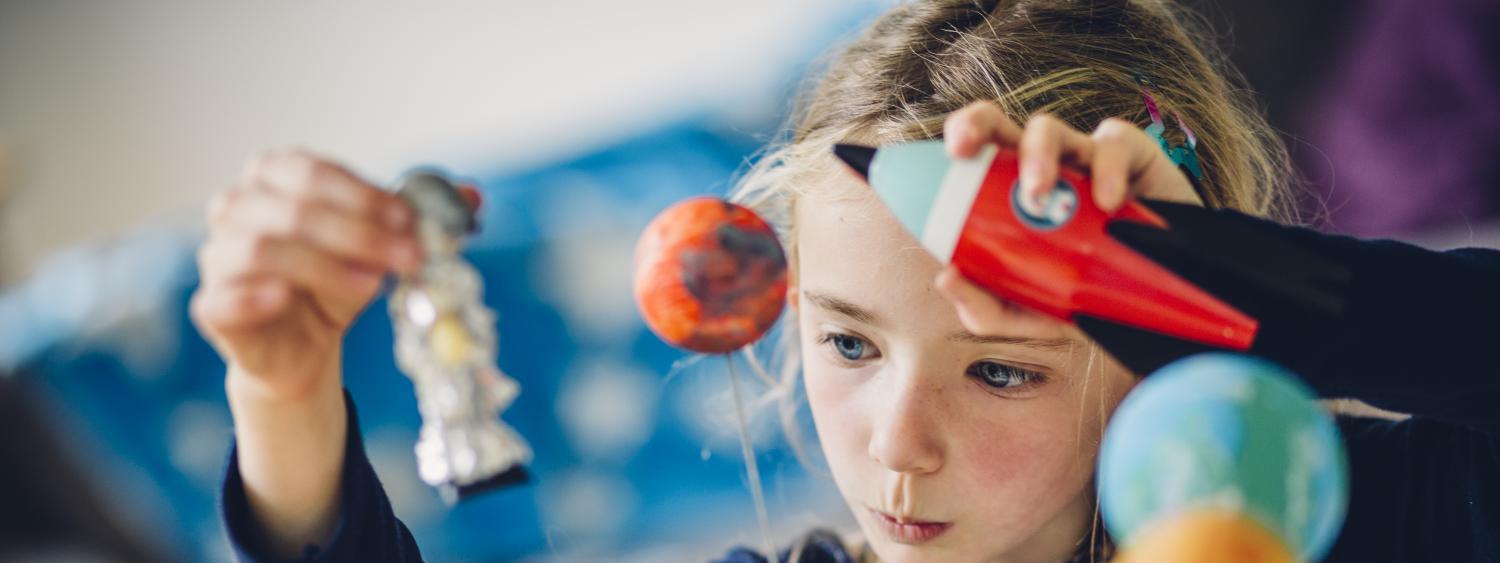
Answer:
[
  {"left": 791, "top": 103, "right": 1202, "bottom": 562},
  {"left": 191, "top": 102, "right": 1200, "bottom": 560},
  {"left": 796, "top": 186, "right": 1132, "bottom": 562},
  {"left": 192, "top": 149, "right": 423, "bottom": 557}
]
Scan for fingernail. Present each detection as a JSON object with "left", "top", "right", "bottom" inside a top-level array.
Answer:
[
  {"left": 936, "top": 272, "right": 956, "bottom": 293},
  {"left": 940, "top": 283, "right": 969, "bottom": 307},
  {"left": 947, "top": 129, "right": 968, "bottom": 156},
  {"left": 1020, "top": 160, "right": 1041, "bottom": 194},
  {"left": 953, "top": 126, "right": 971, "bottom": 146},
  {"left": 967, "top": 127, "right": 984, "bottom": 148},
  {"left": 256, "top": 284, "right": 285, "bottom": 304},
  {"left": 948, "top": 288, "right": 967, "bottom": 305},
  {"left": 384, "top": 203, "right": 411, "bottom": 230},
  {"left": 1097, "top": 184, "right": 1120, "bottom": 212}
]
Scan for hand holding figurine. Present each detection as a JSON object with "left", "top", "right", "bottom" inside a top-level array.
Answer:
[
  {"left": 190, "top": 149, "right": 423, "bottom": 557},
  {"left": 191, "top": 149, "right": 423, "bottom": 400}
]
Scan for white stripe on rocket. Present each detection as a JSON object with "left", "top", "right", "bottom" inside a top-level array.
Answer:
[{"left": 921, "top": 144, "right": 997, "bottom": 263}]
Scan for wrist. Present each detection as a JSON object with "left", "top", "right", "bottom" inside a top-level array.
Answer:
[
  {"left": 225, "top": 353, "right": 342, "bottom": 409},
  {"left": 226, "top": 365, "right": 349, "bottom": 559}
]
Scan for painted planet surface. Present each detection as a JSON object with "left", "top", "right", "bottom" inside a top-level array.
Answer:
[
  {"left": 633, "top": 197, "right": 788, "bottom": 354},
  {"left": 1098, "top": 353, "right": 1347, "bottom": 561},
  {"left": 1112, "top": 509, "right": 1295, "bottom": 563}
]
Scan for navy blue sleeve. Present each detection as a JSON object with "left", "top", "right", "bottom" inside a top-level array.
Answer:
[
  {"left": 1104, "top": 202, "right": 1500, "bottom": 432},
  {"left": 1329, "top": 416, "right": 1500, "bottom": 562},
  {"left": 221, "top": 392, "right": 423, "bottom": 562},
  {"left": 1256, "top": 232, "right": 1500, "bottom": 433},
  {"left": 1097, "top": 205, "right": 1500, "bottom": 561},
  {"left": 1246, "top": 227, "right": 1500, "bottom": 561}
]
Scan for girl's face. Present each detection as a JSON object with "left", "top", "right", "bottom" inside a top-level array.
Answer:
[{"left": 794, "top": 174, "right": 1137, "bottom": 563}]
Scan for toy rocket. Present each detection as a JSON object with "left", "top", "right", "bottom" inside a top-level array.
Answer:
[{"left": 833, "top": 140, "right": 1257, "bottom": 351}]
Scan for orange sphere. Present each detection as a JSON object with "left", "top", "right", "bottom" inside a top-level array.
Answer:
[
  {"left": 1113, "top": 509, "right": 1295, "bottom": 563},
  {"left": 634, "top": 197, "right": 788, "bottom": 354}
]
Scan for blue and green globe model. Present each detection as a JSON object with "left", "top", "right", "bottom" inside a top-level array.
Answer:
[{"left": 1098, "top": 353, "right": 1348, "bottom": 561}]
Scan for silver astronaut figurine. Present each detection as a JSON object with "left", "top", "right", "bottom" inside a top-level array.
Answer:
[{"left": 389, "top": 172, "right": 530, "bottom": 502}]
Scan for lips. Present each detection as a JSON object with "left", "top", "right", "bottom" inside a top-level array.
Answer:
[{"left": 868, "top": 508, "right": 953, "bottom": 544}]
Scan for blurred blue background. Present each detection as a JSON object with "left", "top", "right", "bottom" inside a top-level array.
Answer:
[
  {"left": 0, "top": 2, "right": 883, "bottom": 560},
  {"left": 3, "top": 0, "right": 1499, "bottom": 561},
  {"left": 8, "top": 119, "right": 856, "bottom": 561}
]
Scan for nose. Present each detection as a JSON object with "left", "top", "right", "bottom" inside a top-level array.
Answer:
[{"left": 866, "top": 371, "right": 945, "bottom": 475}]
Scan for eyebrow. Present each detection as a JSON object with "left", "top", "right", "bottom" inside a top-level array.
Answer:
[
  {"left": 804, "top": 290, "right": 881, "bottom": 325},
  {"left": 802, "top": 290, "right": 1074, "bottom": 351},
  {"left": 945, "top": 331, "right": 1074, "bottom": 351}
]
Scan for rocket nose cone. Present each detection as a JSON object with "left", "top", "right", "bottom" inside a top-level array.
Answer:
[
  {"left": 831, "top": 140, "right": 948, "bottom": 244},
  {"left": 833, "top": 144, "right": 877, "bottom": 181}
]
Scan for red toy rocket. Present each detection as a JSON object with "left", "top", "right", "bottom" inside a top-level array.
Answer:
[{"left": 833, "top": 141, "right": 1257, "bottom": 351}]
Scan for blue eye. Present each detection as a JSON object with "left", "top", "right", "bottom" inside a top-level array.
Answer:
[
  {"left": 967, "top": 360, "right": 1041, "bottom": 389},
  {"left": 819, "top": 332, "right": 877, "bottom": 362}
]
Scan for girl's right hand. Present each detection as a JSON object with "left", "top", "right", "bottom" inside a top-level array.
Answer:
[
  {"left": 191, "top": 149, "right": 424, "bottom": 401},
  {"left": 934, "top": 101, "right": 1204, "bottom": 339},
  {"left": 942, "top": 101, "right": 1203, "bottom": 213}
]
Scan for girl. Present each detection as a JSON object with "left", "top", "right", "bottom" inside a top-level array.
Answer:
[{"left": 194, "top": 1, "right": 1500, "bottom": 561}]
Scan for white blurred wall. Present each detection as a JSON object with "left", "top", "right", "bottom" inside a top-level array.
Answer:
[{"left": 0, "top": 1, "right": 876, "bottom": 283}]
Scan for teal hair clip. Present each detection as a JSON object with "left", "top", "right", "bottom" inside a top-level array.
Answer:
[{"left": 1134, "top": 75, "right": 1203, "bottom": 182}]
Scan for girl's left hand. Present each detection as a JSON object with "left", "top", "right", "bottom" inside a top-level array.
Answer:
[{"left": 932, "top": 101, "right": 1204, "bottom": 336}]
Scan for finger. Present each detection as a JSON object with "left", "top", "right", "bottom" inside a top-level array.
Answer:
[
  {"left": 944, "top": 101, "right": 1023, "bottom": 158},
  {"left": 213, "top": 187, "right": 422, "bottom": 273},
  {"left": 240, "top": 149, "right": 413, "bottom": 231},
  {"left": 1092, "top": 118, "right": 1203, "bottom": 207},
  {"left": 934, "top": 267, "right": 1069, "bottom": 338},
  {"left": 198, "top": 234, "right": 385, "bottom": 302},
  {"left": 206, "top": 187, "right": 238, "bottom": 228},
  {"left": 190, "top": 278, "right": 292, "bottom": 335},
  {"left": 1089, "top": 119, "right": 1136, "bottom": 213},
  {"left": 934, "top": 267, "right": 1010, "bottom": 335},
  {"left": 1019, "top": 114, "right": 1093, "bottom": 203}
]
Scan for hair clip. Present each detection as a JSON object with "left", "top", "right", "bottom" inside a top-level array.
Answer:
[{"left": 1134, "top": 75, "right": 1203, "bottom": 182}]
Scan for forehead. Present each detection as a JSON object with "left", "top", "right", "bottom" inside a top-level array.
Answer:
[
  {"left": 793, "top": 173, "right": 946, "bottom": 309},
  {"left": 792, "top": 168, "right": 1079, "bottom": 355}
]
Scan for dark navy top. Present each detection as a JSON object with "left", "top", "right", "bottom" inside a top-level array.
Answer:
[{"left": 221, "top": 216, "right": 1500, "bottom": 562}]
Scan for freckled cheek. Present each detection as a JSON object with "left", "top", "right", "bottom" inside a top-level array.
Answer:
[{"left": 958, "top": 413, "right": 1079, "bottom": 489}]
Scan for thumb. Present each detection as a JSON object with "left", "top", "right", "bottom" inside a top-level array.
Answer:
[
  {"left": 934, "top": 267, "right": 1009, "bottom": 336},
  {"left": 191, "top": 279, "right": 293, "bottom": 341}
]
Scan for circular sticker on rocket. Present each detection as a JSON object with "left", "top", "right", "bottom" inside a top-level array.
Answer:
[{"left": 1011, "top": 178, "right": 1079, "bottom": 231}]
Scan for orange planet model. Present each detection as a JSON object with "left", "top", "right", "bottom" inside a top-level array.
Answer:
[
  {"left": 1113, "top": 509, "right": 1295, "bottom": 563},
  {"left": 634, "top": 197, "right": 788, "bottom": 354}
]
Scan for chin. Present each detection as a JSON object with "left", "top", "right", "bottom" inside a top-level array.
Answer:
[{"left": 864, "top": 538, "right": 975, "bottom": 563}]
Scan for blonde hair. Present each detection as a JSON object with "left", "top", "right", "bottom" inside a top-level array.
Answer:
[
  {"left": 733, "top": 0, "right": 1295, "bottom": 228},
  {"left": 728, "top": 0, "right": 1297, "bottom": 558}
]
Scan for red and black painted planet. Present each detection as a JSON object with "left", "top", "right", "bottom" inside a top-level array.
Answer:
[{"left": 633, "top": 197, "right": 788, "bottom": 354}]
